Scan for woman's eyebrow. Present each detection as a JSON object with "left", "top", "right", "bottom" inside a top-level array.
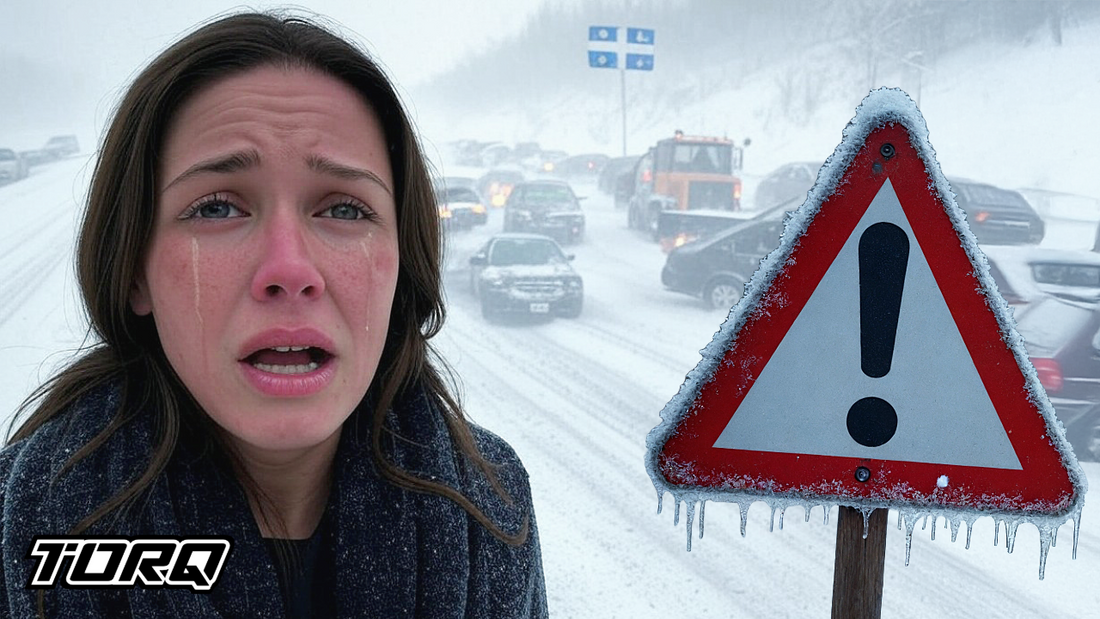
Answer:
[
  {"left": 162, "top": 149, "right": 261, "bottom": 193},
  {"left": 306, "top": 154, "right": 393, "bottom": 196}
]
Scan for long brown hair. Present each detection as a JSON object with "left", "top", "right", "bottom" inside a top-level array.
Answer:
[{"left": 7, "top": 12, "right": 525, "bottom": 546}]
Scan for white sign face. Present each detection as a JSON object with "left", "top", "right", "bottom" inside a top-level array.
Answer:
[{"left": 712, "top": 179, "right": 1022, "bottom": 470}]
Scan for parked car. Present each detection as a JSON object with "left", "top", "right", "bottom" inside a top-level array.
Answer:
[
  {"left": 502, "top": 180, "right": 586, "bottom": 244},
  {"left": 1008, "top": 296, "right": 1100, "bottom": 462},
  {"left": 42, "top": 135, "right": 79, "bottom": 159},
  {"left": 754, "top": 161, "right": 821, "bottom": 210},
  {"left": 18, "top": 149, "right": 51, "bottom": 168},
  {"left": 468, "top": 233, "right": 584, "bottom": 320},
  {"left": 982, "top": 245, "right": 1100, "bottom": 305},
  {"left": 598, "top": 155, "right": 640, "bottom": 197},
  {"left": 952, "top": 178, "right": 1045, "bottom": 245},
  {"left": 477, "top": 168, "right": 525, "bottom": 208},
  {"left": 982, "top": 247, "right": 1100, "bottom": 462},
  {"left": 0, "top": 148, "right": 29, "bottom": 183},
  {"left": 437, "top": 185, "right": 487, "bottom": 229},
  {"left": 660, "top": 201, "right": 791, "bottom": 309}
]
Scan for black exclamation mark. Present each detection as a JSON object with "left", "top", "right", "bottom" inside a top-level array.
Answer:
[{"left": 846, "top": 221, "right": 909, "bottom": 448}]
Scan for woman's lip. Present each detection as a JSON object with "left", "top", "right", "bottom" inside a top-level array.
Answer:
[
  {"left": 239, "top": 356, "right": 337, "bottom": 397},
  {"left": 238, "top": 327, "right": 337, "bottom": 360}
]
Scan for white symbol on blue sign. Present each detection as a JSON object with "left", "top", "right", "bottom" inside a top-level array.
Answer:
[
  {"left": 588, "top": 51, "right": 618, "bottom": 69},
  {"left": 627, "top": 28, "right": 655, "bottom": 45},
  {"left": 588, "top": 26, "right": 618, "bottom": 42},
  {"left": 626, "top": 53, "right": 654, "bottom": 71}
]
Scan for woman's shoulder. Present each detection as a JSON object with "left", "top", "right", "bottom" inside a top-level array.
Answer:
[
  {"left": 467, "top": 423, "right": 530, "bottom": 485},
  {"left": 0, "top": 381, "right": 138, "bottom": 531},
  {"left": 0, "top": 381, "right": 122, "bottom": 477}
]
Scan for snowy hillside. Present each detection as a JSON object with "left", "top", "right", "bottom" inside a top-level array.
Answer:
[{"left": 416, "top": 15, "right": 1100, "bottom": 203}]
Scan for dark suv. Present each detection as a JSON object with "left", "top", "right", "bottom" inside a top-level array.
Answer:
[
  {"left": 502, "top": 180, "right": 585, "bottom": 244},
  {"left": 660, "top": 201, "right": 790, "bottom": 309}
]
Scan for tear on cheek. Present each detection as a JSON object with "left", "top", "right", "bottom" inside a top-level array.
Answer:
[{"left": 191, "top": 237, "right": 203, "bottom": 329}]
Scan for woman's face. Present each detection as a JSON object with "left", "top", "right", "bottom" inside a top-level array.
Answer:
[{"left": 131, "top": 66, "right": 399, "bottom": 457}]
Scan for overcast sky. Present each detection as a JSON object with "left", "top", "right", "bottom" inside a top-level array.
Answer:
[{"left": 0, "top": 1, "right": 552, "bottom": 148}]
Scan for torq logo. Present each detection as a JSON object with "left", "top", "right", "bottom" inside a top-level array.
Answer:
[{"left": 26, "top": 536, "right": 232, "bottom": 592}]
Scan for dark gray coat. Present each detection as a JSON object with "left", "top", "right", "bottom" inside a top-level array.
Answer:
[{"left": 0, "top": 383, "right": 547, "bottom": 618}]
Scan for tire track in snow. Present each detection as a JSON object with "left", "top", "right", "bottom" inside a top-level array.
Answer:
[
  {"left": 441, "top": 307, "right": 851, "bottom": 617},
  {"left": 444, "top": 323, "right": 830, "bottom": 617},
  {"left": 0, "top": 225, "right": 72, "bottom": 328}
]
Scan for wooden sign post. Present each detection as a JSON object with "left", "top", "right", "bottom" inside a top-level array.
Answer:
[{"left": 831, "top": 507, "right": 887, "bottom": 619}]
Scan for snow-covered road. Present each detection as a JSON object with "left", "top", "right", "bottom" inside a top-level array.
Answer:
[{"left": 2, "top": 158, "right": 1099, "bottom": 617}]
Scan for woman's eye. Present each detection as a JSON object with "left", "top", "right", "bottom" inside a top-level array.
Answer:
[
  {"left": 319, "top": 202, "right": 371, "bottom": 221},
  {"left": 181, "top": 196, "right": 246, "bottom": 220}
]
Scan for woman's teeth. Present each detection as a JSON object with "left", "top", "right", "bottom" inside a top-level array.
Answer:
[{"left": 251, "top": 361, "right": 320, "bottom": 374}]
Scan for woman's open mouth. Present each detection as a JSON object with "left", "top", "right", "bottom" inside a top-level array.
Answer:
[
  {"left": 243, "top": 345, "right": 334, "bottom": 375},
  {"left": 237, "top": 330, "right": 339, "bottom": 397}
]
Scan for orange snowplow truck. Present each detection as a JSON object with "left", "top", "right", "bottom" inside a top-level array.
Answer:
[{"left": 626, "top": 131, "right": 748, "bottom": 239}]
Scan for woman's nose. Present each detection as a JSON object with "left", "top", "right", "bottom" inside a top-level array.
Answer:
[{"left": 250, "top": 213, "right": 325, "bottom": 302}]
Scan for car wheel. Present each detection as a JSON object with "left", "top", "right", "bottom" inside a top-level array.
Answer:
[
  {"left": 480, "top": 297, "right": 498, "bottom": 321},
  {"left": 703, "top": 277, "right": 744, "bottom": 310}
]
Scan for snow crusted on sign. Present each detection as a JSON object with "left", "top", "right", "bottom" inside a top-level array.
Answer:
[{"left": 644, "top": 87, "right": 1087, "bottom": 579}]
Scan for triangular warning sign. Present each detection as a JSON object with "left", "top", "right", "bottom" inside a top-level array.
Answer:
[{"left": 646, "top": 89, "right": 1083, "bottom": 518}]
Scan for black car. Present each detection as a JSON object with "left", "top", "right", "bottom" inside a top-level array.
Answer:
[
  {"left": 982, "top": 248, "right": 1100, "bottom": 462},
  {"left": 1004, "top": 296, "right": 1100, "bottom": 462},
  {"left": 502, "top": 180, "right": 585, "bottom": 244},
  {"left": 660, "top": 202, "right": 790, "bottom": 309},
  {"left": 951, "top": 178, "right": 1045, "bottom": 245},
  {"left": 469, "top": 234, "right": 584, "bottom": 320}
]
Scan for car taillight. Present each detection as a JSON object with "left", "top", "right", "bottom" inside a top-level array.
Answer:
[
  {"left": 733, "top": 179, "right": 742, "bottom": 201},
  {"left": 975, "top": 210, "right": 990, "bottom": 223},
  {"left": 1032, "top": 358, "right": 1063, "bottom": 393}
]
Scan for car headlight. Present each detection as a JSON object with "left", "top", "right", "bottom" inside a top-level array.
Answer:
[
  {"left": 566, "top": 278, "right": 583, "bottom": 289},
  {"left": 484, "top": 275, "right": 509, "bottom": 287},
  {"left": 472, "top": 204, "right": 486, "bottom": 214}
]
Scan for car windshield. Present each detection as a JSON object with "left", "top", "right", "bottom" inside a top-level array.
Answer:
[
  {"left": 489, "top": 239, "right": 566, "bottom": 266},
  {"left": 956, "top": 182, "right": 1030, "bottom": 208},
  {"left": 665, "top": 143, "right": 733, "bottom": 174},
  {"left": 521, "top": 185, "right": 576, "bottom": 209},
  {"left": 1031, "top": 262, "right": 1100, "bottom": 287}
]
